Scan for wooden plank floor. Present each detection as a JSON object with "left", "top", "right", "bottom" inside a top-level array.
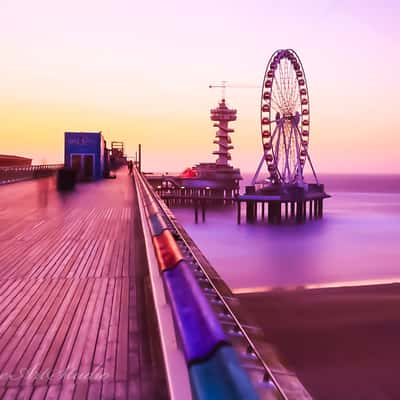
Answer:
[{"left": 0, "top": 171, "right": 166, "bottom": 399}]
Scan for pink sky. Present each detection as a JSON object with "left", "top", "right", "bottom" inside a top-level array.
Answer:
[{"left": 1, "top": 0, "right": 399, "bottom": 173}]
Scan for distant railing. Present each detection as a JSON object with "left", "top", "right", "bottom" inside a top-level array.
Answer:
[
  {"left": 143, "top": 171, "right": 183, "bottom": 178},
  {"left": 0, "top": 164, "right": 63, "bottom": 185}
]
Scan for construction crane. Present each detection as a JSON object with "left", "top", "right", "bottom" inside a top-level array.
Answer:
[{"left": 208, "top": 81, "right": 259, "bottom": 100}]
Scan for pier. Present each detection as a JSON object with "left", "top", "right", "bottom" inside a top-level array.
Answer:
[
  {"left": 237, "top": 184, "right": 329, "bottom": 224},
  {"left": 2, "top": 0, "right": 398, "bottom": 396},
  {"left": 2, "top": 161, "right": 400, "bottom": 399},
  {"left": 0, "top": 171, "right": 167, "bottom": 399},
  {"left": 0, "top": 166, "right": 311, "bottom": 399}
]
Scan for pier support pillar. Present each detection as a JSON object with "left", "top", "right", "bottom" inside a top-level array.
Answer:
[
  {"left": 290, "top": 202, "right": 295, "bottom": 218},
  {"left": 237, "top": 201, "right": 241, "bottom": 224},
  {"left": 201, "top": 199, "right": 206, "bottom": 222},
  {"left": 268, "top": 202, "right": 281, "bottom": 224},
  {"left": 194, "top": 201, "right": 199, "bottom": 224},
  {"left": 277, "top": 202, "right": 282, "bottom": 224},
  {"left": 245, "top": 186, "right": 256, "bottom": 223},
  {"left": 246, "top": 201, "right": 256, "bottom": 223},
  {"left": 268, "top": 202, "right": 273, "bottom": 224},
  {"left": 296, "top": 201, "right": 303, "bottom": 223}
]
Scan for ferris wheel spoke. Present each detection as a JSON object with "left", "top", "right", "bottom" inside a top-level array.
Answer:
[
  {"left": 286, "top": 68, "right": 295, "bottom": 112},
  {"left": 279, "top": 67, "right": 288, "bottom": 109},
  {"left": 292, "top": 87, "right": 300, "bottom": 112},
  {"left": 270, "top": 97, "right": 282, "bottom": 113},
  {"left": 282, "top": 125, "right": 290, "bottom": 180},
  {"left": 272, "top": 75, "right": 286, "bottom": 110},
  {"left": 277, "top": 63, "right": 288, "bottom": 107},
  {"left": 292, "top": 61, "right": 302, "bottom": 112},
  {"left": 288, "top": 64, "right": 297, "bottom": 110},
  {"left": 285, "top": 60, "right": 291, "bottom": 93},
  {"left": 291, "top": 92, "right": 300, "bottom": 111},
  {"left": 284, "top": 60, "right": 291, "bottom": 100},
  {"left": 286, "top": 71, "right": 297, "bottom": 114},
  {"left": 278, "top": 62, "right": 285, "bottom": 92},
  {"left": 272, "top": 88, "right": 284, "bottom": 111},
  {"left": 279, "top": 60, "right": 286, "bottom": 91}
]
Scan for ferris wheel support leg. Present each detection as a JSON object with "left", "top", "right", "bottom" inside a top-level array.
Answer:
[
  {"left": 307, "top": 153, "right": 319, "bottom": 185},
  {"left": 293, "top": 125, "right": 304, "bottom": 186},
  {"left": 251, "top": 154, "right": 266, "bottom": 186}
]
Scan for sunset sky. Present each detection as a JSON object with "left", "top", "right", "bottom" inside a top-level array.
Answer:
[{"left": 1, "top": 0, "right": 399, "bottom": 173}]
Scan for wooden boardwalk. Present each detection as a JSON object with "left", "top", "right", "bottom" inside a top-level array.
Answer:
[{"left": 0, "top": 172, "right": 167, "bottom": 399}]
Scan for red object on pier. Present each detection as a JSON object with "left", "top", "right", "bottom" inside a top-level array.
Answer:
[
  {"left": 180, "top": 167, "right": 197, "bottom": 178},
  {"left": 153, "top": 230, "right": 183, "bottom": 271}
]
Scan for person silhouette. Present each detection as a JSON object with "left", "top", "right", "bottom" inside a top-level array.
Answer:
[{"left": 128, "top": 160, "right": 133, "bottom": 175}]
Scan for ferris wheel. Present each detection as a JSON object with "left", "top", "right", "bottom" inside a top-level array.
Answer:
[{"left": 254, "top": 49, "right": 318, "bottom": 186}]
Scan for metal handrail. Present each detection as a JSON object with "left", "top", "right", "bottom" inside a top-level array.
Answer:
[
  {"left": 141, "top": 171, "right": 291, "bottom": 400},
  {"left": 0, "top": 164, "right": 63, "bottom": 172},
  {"left": 168, "top": 219, "right": 289, "bottom": 399},
  {"left": 0, "top": 164, "right": 63, "bottom": 185},
  {"left": 134, "top": 168, "right": 193, "bottom": 400}
]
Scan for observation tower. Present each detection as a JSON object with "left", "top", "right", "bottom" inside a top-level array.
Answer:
[
  {"left": 148, "top": 95, "right": 242, "bottom": 205},
  {"left": 211, "top": 99, "right": 236, "bottom": 166},
  {"left": 181, "top": 95, "right": 241, "bottom": 197}
]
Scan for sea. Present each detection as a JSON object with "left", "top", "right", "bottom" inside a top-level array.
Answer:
[{"left": 170, "top": 173, "right": 400, "bottom": 293}]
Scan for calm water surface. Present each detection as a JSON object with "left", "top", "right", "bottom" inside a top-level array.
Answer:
[{"left": 171, "top": 174, "right": 400, "bottom": 292}]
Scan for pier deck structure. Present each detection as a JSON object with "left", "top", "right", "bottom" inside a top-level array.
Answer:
[
  {"left": 0, "top": 167, "right": 312, "bottom": 400},
  {"left": 238, "top": 184, "right": 330, "bottom": 224},
  {"left": 0, "top": 171, "right": 167, "bottom": 399}
]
